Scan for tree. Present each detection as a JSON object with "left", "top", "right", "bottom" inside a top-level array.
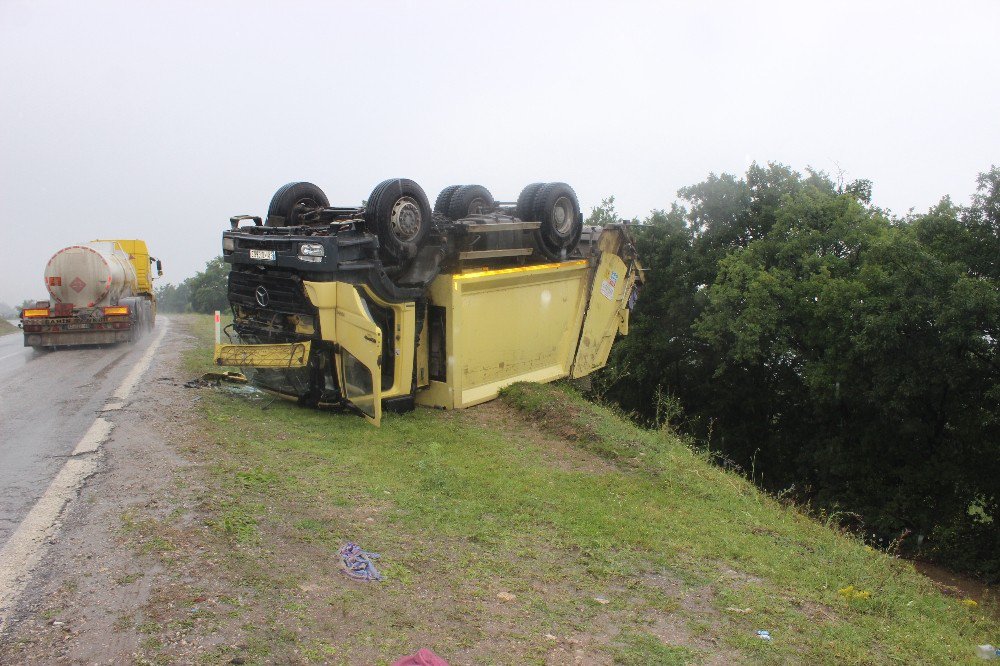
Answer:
[
  {"left": 188, "top": 257, "right": 229, "bottom": 314},
  {"left": 154, "top": 282, "right": 192, "bottom": 313},
  {"left": 586, "top": 196, "right": 622, "bottom": 227},
  {"left": 600, "top": 165, "right": 1000, "bottom": 580}
]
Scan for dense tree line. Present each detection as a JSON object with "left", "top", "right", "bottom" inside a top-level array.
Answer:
[
  {"left": 597, "top": 164, "right": 1000, "bottom": 580},
  {"left": 154, "top": 257, "right": 228, "bottom": 313}
]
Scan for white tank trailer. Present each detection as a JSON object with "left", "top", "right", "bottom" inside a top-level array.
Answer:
[{"left": 21, "top": 239, "right": 160, "bottom": 348}]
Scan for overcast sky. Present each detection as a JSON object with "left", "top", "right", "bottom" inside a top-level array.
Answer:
[{"left": 1, "top": 0, "right": 998, "bottom": 305}]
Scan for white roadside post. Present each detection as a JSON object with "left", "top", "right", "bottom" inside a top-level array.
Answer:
[{"left": 214, "top": 310, "right": 221, "bottom": 345}]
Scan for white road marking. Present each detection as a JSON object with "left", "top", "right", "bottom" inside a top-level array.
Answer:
[
  {"left": 0, "top": 350, "right": 26, "bottom": 363},
  {"left": 111, "top": 321, "right": 168, "bottom": 402},
  {"left": 0, "top": 317, "right": 169, "bottom": 632},
  {"left": 72, "top": 418, "right": 115, "bottom": 456}
]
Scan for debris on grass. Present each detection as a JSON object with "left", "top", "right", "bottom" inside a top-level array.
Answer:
[
  {"left": 756, "top": 630, "right": 772, "bottom": 641},
  {"left": 496, "top": 592, "right": 516, "bottom": 602},
  {"left": 184, "top": 372, "right": 249, "bottom": 388},
  {"left": 339, "top": 542, "right": 382, "bottom": 582},
  {"left": 391, "top": 648, "right": 449, "bottom": 666}
]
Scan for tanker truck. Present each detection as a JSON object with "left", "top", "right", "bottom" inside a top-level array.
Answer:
[
  {"left": 213, "top": 179, "right": 643, "bottom": 425},
  {"left": 20, "top": 239, "right": 162, "bottom": 349}
]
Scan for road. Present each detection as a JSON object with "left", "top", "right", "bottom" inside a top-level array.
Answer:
[{"left": 0, "top": 326, "right": 161, "bottom": 546}]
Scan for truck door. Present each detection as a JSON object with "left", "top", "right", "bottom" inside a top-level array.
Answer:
[
  {"left": 334, "top": 283, "right": 383, "bottom": 425},
  {"left": 570, "top": 236, "right": 640, "bottom": 378}
]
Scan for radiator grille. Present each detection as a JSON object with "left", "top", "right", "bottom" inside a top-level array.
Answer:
[{"left": 228, "top": 270, "right": 313, "bottom": 314}]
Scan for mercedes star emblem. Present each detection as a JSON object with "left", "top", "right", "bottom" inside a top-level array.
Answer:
[{"left": 255, "top": 285, "right": 269, "bottom": 307}]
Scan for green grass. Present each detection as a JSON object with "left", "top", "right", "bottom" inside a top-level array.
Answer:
[
  {"left": 0, "top": 318, "right": 17, "bottom": 336},
  {"left": 166, "top": 313, "right": 999, "bottom": 664}
]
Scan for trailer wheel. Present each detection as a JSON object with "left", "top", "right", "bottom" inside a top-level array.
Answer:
[
  {"left": 433, "top": 185, "right": 462, "bottom": 215},
  {"left": 448, "top": 185, "right": 495, "bottom": 220},
  {"left": 365, "top": 178, "right": 432, "bottom": 262},
  {"left": 266, "top": 182, "right": 330, "bottom": 227},
  {"left": 516, "top": 183, "right": 545, "bottom": 221},
  {"left": 532, "top": 182, "right": 581, "bottom": 250}
]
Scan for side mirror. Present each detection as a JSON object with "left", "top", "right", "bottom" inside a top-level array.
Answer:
[{"left": 156, "top": 259, "right": 163, "bottom": 277}]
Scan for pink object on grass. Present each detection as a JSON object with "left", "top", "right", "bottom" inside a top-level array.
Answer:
[{"left": 391, "top": 648, "right": 449, "bottom": 666}]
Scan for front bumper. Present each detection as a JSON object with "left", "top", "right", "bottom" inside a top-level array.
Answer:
[{"left": 214, "top": 341, "right": 311, "bottom": 368}]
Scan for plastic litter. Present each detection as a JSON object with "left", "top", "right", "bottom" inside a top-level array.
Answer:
[
  {"left": 391, "top": 648, "right": 449, "bottom": 666},
  {"left": 978, "top": 645, "right": 1000, "bottom": 660},
  {"left": 756, "top": 630, "right": 772, "bottom": 641},
  {"left": 339, "top": 542, "right": 382, "bottom": 582}
]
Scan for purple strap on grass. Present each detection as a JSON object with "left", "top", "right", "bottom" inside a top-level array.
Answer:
[{"left": 339, "top": 542, "right": 382, "bottom": 581}]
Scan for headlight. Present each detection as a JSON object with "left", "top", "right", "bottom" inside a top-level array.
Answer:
[
  {"left": 222, "top": 236, "right": 235, "bottom": 251},
  {"left": 299, "top": 243, "right": 325, "bottom": 257}
]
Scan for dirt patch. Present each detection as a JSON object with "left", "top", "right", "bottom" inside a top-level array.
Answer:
[
  {"left": 501, "top": 384, "right": 602, "bottom": 445},
  {"left": 459, "top": 400, "right": 614, "bottom": 475}
]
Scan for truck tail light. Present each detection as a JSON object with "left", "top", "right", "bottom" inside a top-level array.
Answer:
[
  {"left": 103, "top": 305, "right": 129, "bottom": 316},
  {"left": 23, "top": 308, "right": 49, "bottom": 318}
]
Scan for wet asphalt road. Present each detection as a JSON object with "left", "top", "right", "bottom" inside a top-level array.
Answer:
[{"left": 0, "top": 327, "right": 156, "bottom": 546}]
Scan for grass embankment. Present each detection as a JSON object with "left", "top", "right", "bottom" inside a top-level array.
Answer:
[
  {"left": 0, "top": 318, "right": 18, "bottom": 336},
  {"left": 136, "top": 314, "right": 997, "bottom": 664}
]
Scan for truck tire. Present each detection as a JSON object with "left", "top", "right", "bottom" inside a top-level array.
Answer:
[
  {"left": 534, "top": 219, "right": 583, "bottom": 261},
  {"left": 265, "top": 182, "right": 330, "bottom": 227},
  {"left": 365, "top": 178, "right": 432, "bottom": 263},
  {"left": 447, "top": 185, "right": 495, "bottom": 220},
  {"left": 434, "top": 185, "right": 462, "bottom": 215},
  {"left": 516, "top": 183, "right": 545, "bottom": 221},
  {"left": 532, "top": 182, "right": 581, "bottom": 250},
  {"left": 119, "top": 297, "right": 140, "bottom": 343}
]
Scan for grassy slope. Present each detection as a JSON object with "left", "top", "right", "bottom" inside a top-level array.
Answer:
[
  {"left": 168, "top": 314, "right": 997, "bottom": 665},
  {"left": 0, "top": 319, "right": 17, "bottom": 336}
]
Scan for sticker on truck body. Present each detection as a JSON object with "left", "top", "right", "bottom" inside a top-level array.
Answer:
[{"left": 600, "top": 280, "right": 615, "bottom": 300}]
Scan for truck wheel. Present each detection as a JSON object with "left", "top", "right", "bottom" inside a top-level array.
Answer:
[
  {"left": 365, "top": 178, "right": 432, "bottom": 263},
  {"left": 448, "top": 185, "right": 494, "bottom": 220},
  {"left": 266, "top": 182, "right": 330, "bottom": 227},
  {"left": 516, "top": 183, "right": 545, "bottom": 221},
  {"left": 532, "top": 182, "right": 581, "bottom": 250},
  {"left": 534, "top": 219, "right": 583, "bottom": 261},
  {"left": 119, "top": 297, "right": 139, "bottom": 343},
  {"left": 433, "top": 185, "right": 462, "bottom": 215},
  {"left": 142, "top": 300, "right": 153, "bottom": 332}
]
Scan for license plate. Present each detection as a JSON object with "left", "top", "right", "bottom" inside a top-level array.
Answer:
[
  {"left": 249, "top": 249, "right": 276, "bottom": 261},
  {"left": 65, "top": 323, "right": 90, "bottom": 330}
]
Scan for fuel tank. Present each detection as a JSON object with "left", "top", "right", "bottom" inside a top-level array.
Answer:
[{"left": 43, "top": 242, "right": 138, "bottom": 307}]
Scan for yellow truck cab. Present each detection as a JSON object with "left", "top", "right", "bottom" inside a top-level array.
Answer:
[{"left": 215, "top": 180, "right": 642, "bottom": 425}]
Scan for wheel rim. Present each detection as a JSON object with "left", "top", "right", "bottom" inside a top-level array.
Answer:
[
  {"left": 390, "top": 196, "right": 423, "bottom": 242},
  {"left": 552, "top": 196, "right": 574, "bottom": 235},
  {"left": 293, "top": 196, "right": 319, "bottom": 210},
  {"left": 290, "top": 196, "right": 319, "bottom": 222},
  {"left": 467, "top": 197, "right": 487, "bottom": 215}
]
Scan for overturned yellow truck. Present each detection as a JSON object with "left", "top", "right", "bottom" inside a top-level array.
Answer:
[{"left": 215, "top": 179, "right": 642, "bottom": 425}]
